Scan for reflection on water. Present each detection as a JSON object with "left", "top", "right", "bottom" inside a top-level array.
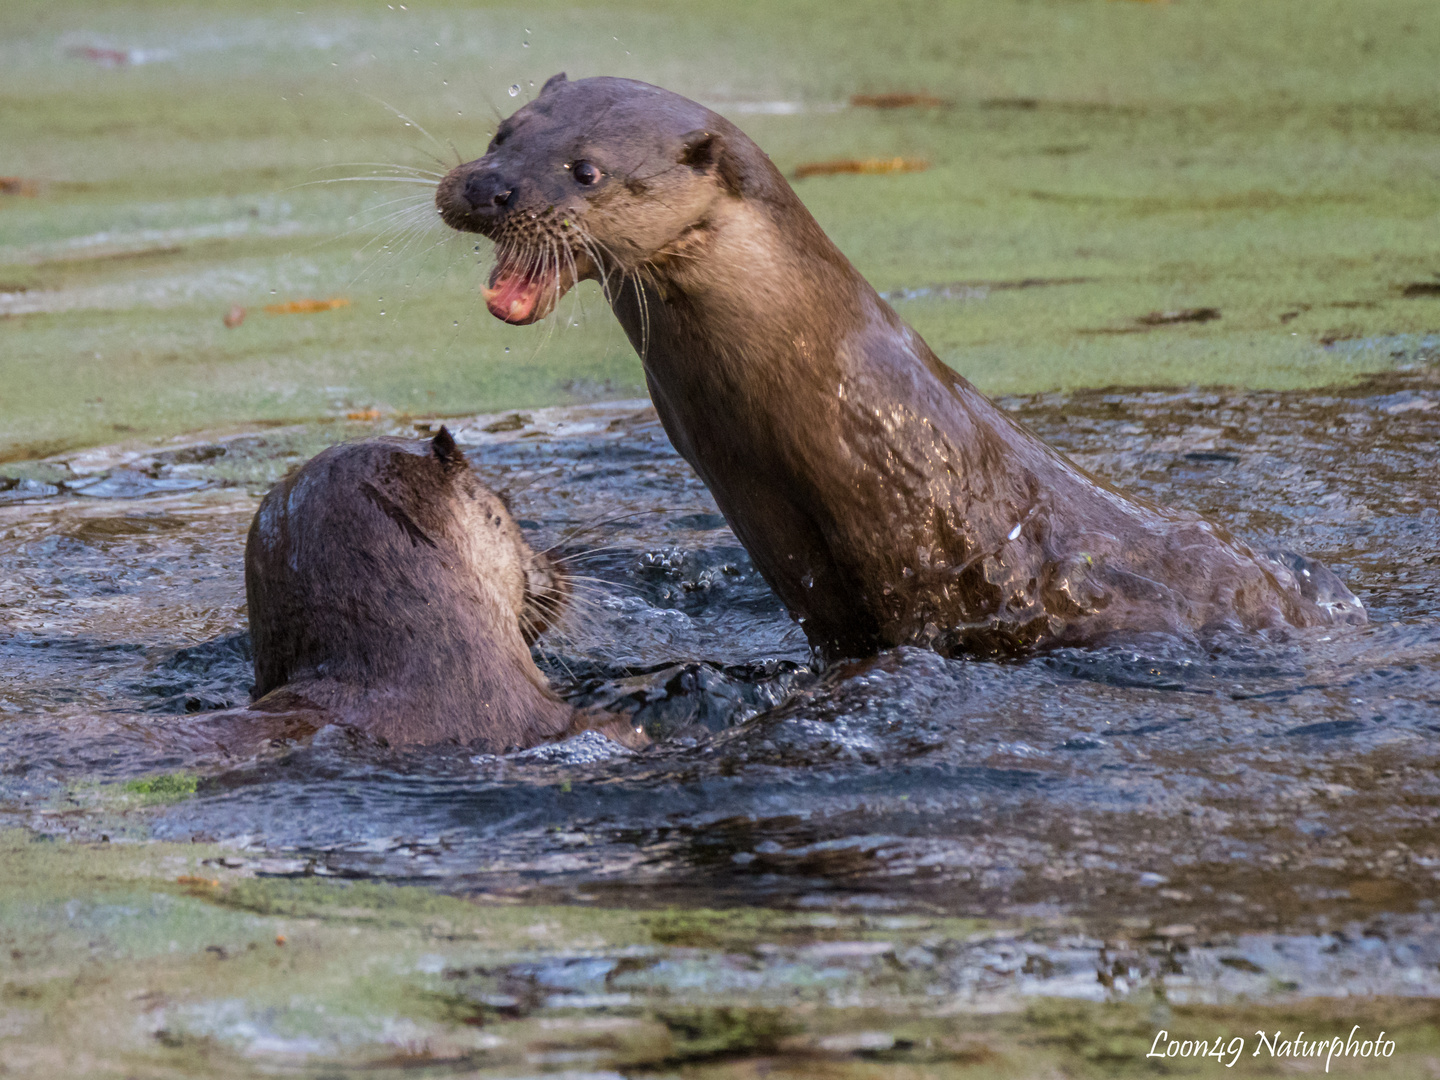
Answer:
[{"left": 2, "top": 365, "right": 1438, "bottom": 997}]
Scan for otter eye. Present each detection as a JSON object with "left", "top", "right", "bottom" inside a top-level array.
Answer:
[{"left": 571, "top": 160, "right": 602, "bottom": 186}]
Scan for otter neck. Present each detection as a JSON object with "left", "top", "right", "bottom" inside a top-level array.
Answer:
[{"left": 611, "top": 199, "right": 866, "bottom": 399}]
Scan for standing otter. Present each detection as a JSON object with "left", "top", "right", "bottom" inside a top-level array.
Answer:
[
  {"left": 435, "top": 74, "right": 1365, "bottom": 661},
  {"left": 244, "top": 429, "right": 640, "bottom": 750}
]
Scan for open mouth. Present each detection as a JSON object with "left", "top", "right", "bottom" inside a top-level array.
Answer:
[{"left": 482, "top": 252, "right": 572, "bottom": 325}]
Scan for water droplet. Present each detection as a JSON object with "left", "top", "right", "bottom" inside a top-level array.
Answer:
[
  {"left": 270, "top": 289, "right": 277, "bottom": 294},
  {"left": 508, "top": 83, "right": 520, "bottom": 97},
  {"left": 522, "top": 40, "right": 529, "bottom": 48},
  {"left": 473, "top": 244, "right": 480, "bottom": 253},
  {"left": 801, "top": 573, "right": 814, "bottom": 588},
  {"left": 525, "top": 27, "right": 531, "bottom": 33},
  {"left": 453, "top": 320, "right": 458, "bottom": 327},
  {"left": 504, "top": 346, "right": 510, "bottom": 353}
]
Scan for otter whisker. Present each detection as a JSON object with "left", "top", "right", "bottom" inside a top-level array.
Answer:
[
  {"left": 364, "top": 95, "right": 454, "bottom": 162},
  {"left": 329, "top": 162, "right": 446, "bottom": 176},
  {"left": 312, "top": 161, "right": 447, "bottom": 177},
  {"left": 580, "top": 229, "right": 627, "bottom": 306},
  {"left": 625, "top": 269, "right": 652, "bottom": 362},
  {"left": 547, "top": 547, "right": 646, "bottom": 569},
  {"left": 298, "top": 176, "right": 442, "bottom": 188},
  {"left": 347, "top": 201, "right": 445, "bottom": 244},
  {"left": 346, "top": 229, "right": 461, "bottom": 293},
  {"left": 304, "top": 193, "right": 444, "bottom": 279},
  {"left": 496, "top": 467, "right": 561, "bottom": 503},
  {"left": 574, "top": 228, "right": 631, "bottom": 317},
  {"left": 557, "top": 575, "right": 645, "bottom": 602},
  {"left": 546, "top": 549, "right": 634, "bottom": 569},
  {"left": 528, "top": 235, "right": 564, "bottom": 360},
  {"left": 561, "top": 239, "right": 587, "bottom": 332},
  {"left": 542, "top": 506, "right": 699, "bottom": 551},
  {"left": 344, "top": 206, "right": 451, "bottom": 283}
]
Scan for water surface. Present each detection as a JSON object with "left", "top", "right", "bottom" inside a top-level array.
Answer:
[{"left": 4, "top": 365, "right": 1437, "bottom": 988}]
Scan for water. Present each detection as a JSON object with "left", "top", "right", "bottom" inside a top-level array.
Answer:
[{"left": 2, "top": 366, "right": 1438, "bottom": 998}]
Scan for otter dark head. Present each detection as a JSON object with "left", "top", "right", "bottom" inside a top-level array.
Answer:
[
  {"left": 243, "top": 430, "right": 579, "bottom": 747},
  {"left": 436, "top": 73, "right": 758, "bottom": 324}
]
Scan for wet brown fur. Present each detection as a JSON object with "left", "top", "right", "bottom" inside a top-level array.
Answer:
[
  {"left": 244, "top": 430, "right": 642, "bottom": 749},
  {"left": 436, "top": 75, "right": 1366, "bottom": 662}
]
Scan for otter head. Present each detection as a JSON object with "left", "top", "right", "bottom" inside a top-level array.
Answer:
[
  {"left": 435, "top": 73, "right": 755, "bottom": 324},
  {"left": 246, "top": 429, "right": 569, "bottom": 703},
  {"left": 424, "top": 427, "right": 571, "bottom": 644}
]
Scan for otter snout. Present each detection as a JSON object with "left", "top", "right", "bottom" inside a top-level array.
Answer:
[
  {"left": 436, "top": 162, "right": 512, "bottom": 235},
  {"left": 462, "top": 170, "right": 511, "bottom": 212}
]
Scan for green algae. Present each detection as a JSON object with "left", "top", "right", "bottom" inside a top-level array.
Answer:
[
  {"left": 5, "top": 830, "right": 1440, "bottom": 1079},
  {"left": 3, "top": 0, "right": 1438, "bottom": 459},
  {"left": 122, "top": 773, "right": 199, "bottom": 801}
]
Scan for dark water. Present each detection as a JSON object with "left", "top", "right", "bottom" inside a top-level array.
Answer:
[{"left": 3, "top": 362, "right": 1439, "bottom": 991}]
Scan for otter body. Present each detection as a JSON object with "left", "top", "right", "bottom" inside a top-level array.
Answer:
[
  {"left": 244, "top": 430, "right": 630, "bottom": 749},
  {"left": 436, "top": 75, "right": 1364, "bottom": 661}
]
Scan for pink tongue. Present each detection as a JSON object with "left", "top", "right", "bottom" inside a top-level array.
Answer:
[{"left": 483, "top": 268, "right": 544, "bottom": 324}]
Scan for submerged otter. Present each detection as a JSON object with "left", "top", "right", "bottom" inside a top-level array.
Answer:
[
  {"left": 242, "top": 429, "right": 640, "bottom": 750},
  {"left": 436, "top": 74, "right": 1365, "bottom": 661}
]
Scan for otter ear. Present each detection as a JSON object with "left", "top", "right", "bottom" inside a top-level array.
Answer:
[
  {"left": 539, "top": 72, "right": 568, "bottom": 96},
  {"left": 679, "top": 129, "right": 721, "bottom": 169},
  {"left": 431, "top": 427, "right": 463, "bottom": 469},
  {"left": 679, "top": 128, "right": 742, "bottom": 195}
]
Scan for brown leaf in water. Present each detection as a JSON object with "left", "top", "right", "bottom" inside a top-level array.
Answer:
[
  {"left": 850, "top": 93, "right": 949, "bottom": 109},
  {"left": 1136, "top": 307, "right": 1221, "bottom": 325},
  {"left": 222, "top": 304, "right": 246, "bottom": 328},
  {"left": 263, "top": 297, "right": 350, "bottom": 315},
  {"left": 346, "top": 408, "right": 382, "bottom": 421},
  {"left": 0, "top": 178, "right": 39, "bottom": 197},
  {"left": 794, "top": 157, "right": 930, "bottom": 180}
]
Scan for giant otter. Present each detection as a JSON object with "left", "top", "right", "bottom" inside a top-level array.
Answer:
[
  {"left": 243, "top": 429, "right": 641, "bottom": 750},
  {"left": 436, "top": 74, "right": 1365, "bottom": 661}
]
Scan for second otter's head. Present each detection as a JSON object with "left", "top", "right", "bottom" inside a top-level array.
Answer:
[
  {"left": 244, "top": 430, "right": 574, "bottom": 747},
  {"left": 435, "top": 74, "right": 776, "bottom": 324}
]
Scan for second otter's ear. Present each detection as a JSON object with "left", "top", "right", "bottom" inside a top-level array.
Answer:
[
  {"left": 539, "top": 72, "right": 568, "bottom": 96},
  {"left": 431, "top": 427, "right": 463, "bottom": 470},
  {"left": 678, "top": 129, "right": 743, "bottom": 196}
]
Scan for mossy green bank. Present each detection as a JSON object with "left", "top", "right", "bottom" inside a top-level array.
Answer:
[
  {"left": 4, "top": 830, "right": 1439, "bottom": 1079},
  {"left": 3, "top": 0, "right": 1438, "bottom": 461}
]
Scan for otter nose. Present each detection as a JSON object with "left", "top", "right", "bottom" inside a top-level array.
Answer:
[{"left": 462, "top": 171, "right": 512, "bottom": 212}]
